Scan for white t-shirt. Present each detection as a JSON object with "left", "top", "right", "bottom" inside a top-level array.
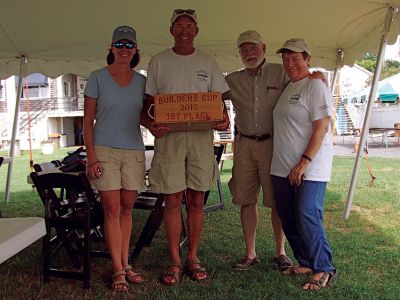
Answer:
[
  {"left": 145, "top": 48, "right": 229, "bottom": 95},
  {"left": 271, "top": 78, "right": 333, "bottom": 181}
]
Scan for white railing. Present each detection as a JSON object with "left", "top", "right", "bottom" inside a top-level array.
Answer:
[{"left": 345, "top": 102, "right": 362, "bottom": 129}]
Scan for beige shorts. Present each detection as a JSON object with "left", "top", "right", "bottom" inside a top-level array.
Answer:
[
  {"left": 228, "top": 135, "right": 275, "bottom": 207},
  {"left": 90, "top": 146, "right": 145, "bottom": 191},
  {"left": 149, "top": 131, "right": 217, "bottom": 194}
]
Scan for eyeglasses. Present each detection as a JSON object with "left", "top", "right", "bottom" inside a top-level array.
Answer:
[
  {"left": 174, "top": 9, "right": 196, "bottom": 15},
  {"left": 113, "top": 41, "right": 136, "bottom": 49},
  {"left": 239, "top": 44, "right": 262, "bottom": 54}
]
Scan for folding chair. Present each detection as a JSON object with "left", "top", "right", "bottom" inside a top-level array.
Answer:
[
  {"left": 30, "top": 171, "right": 107, "bottom": 289},
  {"left": 203, "top": 144, "right": 225, "bottom": 212},
  {"left": 130, "top": 191, "right": 165, "bottom": 261},
  {"left": 32, "top": 162, "right": 104, "bottom": 243}
]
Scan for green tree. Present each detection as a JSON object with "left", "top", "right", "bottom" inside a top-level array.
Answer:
[
  {"left": 355, "top": 53, "right": 400, "bottom": 85},
  {"left": 355, "top": 53, "right": 376, "bottom": 73},
  {"left": 382, "top": 59, "right": 400, "bottom": 78}
]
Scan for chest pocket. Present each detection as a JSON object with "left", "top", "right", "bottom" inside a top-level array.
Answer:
[{"left": 265, "top": 84, "right": 283, "bottom": 108}]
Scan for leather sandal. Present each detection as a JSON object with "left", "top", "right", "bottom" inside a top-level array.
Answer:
[
  {"left": 184, "top": 258, "right": 208, "bottom": 281},
  {"left": 124, "top": 265, "right": 144, "bottom": 284},
  {"left": 303, "top": 270, "right": 338, "bottom": 291},
  {"left": 161, "top": 263, "right": 182, "bottom": 286},
  {"left": 111, "top": 270, "right": 129, "bottom": 292}
]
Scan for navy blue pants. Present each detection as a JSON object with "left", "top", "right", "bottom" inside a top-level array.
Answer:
[{"left": 272, "top": 176, "right": 335, "bottom": 273}]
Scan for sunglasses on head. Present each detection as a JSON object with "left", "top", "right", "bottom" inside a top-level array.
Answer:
[
  {"left": 113, "top": 41, "right": 136, "bottom": 49},
  {"left": 174, "top": 9, "right": 196, "bottom": 15}
]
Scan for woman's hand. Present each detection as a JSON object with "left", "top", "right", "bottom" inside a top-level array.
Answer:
[
  {"left": 86, "top": 161, "right": 104, "bottom": 179},
  {"left": 288, "top": 158, "right": 309, "bottom": 186},
  {"left": 289, "top": 117, "right": 330, "bottom": 186}
]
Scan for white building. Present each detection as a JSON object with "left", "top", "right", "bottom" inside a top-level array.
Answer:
[
  {"left": 312, "top": 64, "right": 372, "bottom": 98},
  {"left": 0, "top": 73, "right": 86, "bottom": 151},
  {"left": 338, "top": 65, "right": 373, "bottom": 100}
]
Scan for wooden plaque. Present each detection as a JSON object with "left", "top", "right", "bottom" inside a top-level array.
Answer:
[{"left": 154, "top": 92, "right": 223, "bottom": 131}]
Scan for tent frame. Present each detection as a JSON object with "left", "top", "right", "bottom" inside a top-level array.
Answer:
[
  {"left": 4, "top": 56, "right": 27, "bottom": 204},
  {"left": 344, "top": 5, "right": 397, "bottom": 220},
  {"left": 2, "top": 4, "right": 399, "bottom": 220}
]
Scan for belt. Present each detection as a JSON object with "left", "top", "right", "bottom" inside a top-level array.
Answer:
[{"left": 239, "top": 133, "right": 272, "bottom": 141}]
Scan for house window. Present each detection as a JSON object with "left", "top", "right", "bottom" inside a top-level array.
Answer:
[
  {"left": 63, "top": 81, "right": 71, "bottom": 97},
  {"left": 20, "top": 73, "right": 49, "bottom": 99},
  {"left": 21, "top": 84, "right": 48, "bottom": 98}
]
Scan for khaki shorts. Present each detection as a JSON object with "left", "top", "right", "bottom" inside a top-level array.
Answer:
[
  {"left": 149, "top": 130, "right": 217, "bottom": 194},
  {"left": 90, "top": 146, "right": 145, "bottom": 191},
  {"left": 228, "top": 135, "right": 275, "bottom": 207}
]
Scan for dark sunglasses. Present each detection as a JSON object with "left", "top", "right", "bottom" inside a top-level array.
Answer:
[
  {"left": 174, "top": 9, "right": 196, "bottom": 15},
  {"left": 113, "top": 41, "right": 136, "bottom": 49}
]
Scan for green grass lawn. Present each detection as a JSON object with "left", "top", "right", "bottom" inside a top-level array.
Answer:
[{"left": 1, "top": 148, "right": 399, "bottom": 299}]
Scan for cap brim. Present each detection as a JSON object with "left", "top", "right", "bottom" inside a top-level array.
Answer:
[
  {"left": 276, "top": 46, "right": 310, "bottom": 54},
  {"left": 112, "top": 35, "right": 136, "bottom": 43},
  {"left": 237, "top": 39, "right": 262, "bottom": 47}
]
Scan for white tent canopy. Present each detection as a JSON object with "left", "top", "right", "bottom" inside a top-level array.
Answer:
[
  {"left": 1, "top": 0, "right": 400, "bottom": 218},
  {"left": 1, "top": 0, "right": 400, "bottom": 78}
]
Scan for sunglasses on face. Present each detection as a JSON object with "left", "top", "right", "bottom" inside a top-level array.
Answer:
[
  {"left": 113, "top": 41, "right": 136, "bottom": 49},
  {"left": 174, "top": 9, "right": 196, "bottom": 15}
]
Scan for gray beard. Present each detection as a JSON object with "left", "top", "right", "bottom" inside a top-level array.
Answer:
[{"left": 242, "top": 57, "right": 264, "bottom": 69}]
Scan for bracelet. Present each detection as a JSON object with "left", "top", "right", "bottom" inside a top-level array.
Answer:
[
  {"left": 87, "top": 161, "right": 99, "bottom": 167},
  {"left": 301, "top": 154, "right": 312, "bottom": 162}
]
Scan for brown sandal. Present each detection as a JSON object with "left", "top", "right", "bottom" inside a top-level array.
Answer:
[
  {"left": 184, "top": 258, "right": 208, "bottom": 281},
  {"left": 161, "top": 263, "right": 182, "bottom": 286},
  {"left": 111, "top": 270, "right": 129, "bottom": 292},
  {"left": 124, "top": 265, "right": 144, "bottom": 284},
  {"left": 303, "top": 270, "right": 338, "bottom": 291}
]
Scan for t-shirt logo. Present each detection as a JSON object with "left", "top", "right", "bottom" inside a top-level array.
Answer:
[
  {"left": 196, "top": 70, "right": 209, "bottom": 82},
  {"left": 319, "top": 104, "right": 329, "bottom": 111},
  {"left": 289, "top": 94, "right": 301, "bottom": 104}
]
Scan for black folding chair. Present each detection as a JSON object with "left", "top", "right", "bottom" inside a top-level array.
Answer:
[
  {"left": 33, "top": 162, "right": 104, "bottom": 243},
  {"left": 130, "top": 191, "right": 165, "bottom": 261},
  {"left": 30, "top": 171, "right": 107, "bottom": 289},
  {"left": 203, "top": 144, "right": 225, "bottom": 212}
]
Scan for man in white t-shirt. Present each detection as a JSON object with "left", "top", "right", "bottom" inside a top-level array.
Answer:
[{"left": 141, "top": 9, "right": 229, "bottom": 285}]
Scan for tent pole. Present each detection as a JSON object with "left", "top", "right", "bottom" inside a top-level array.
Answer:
[
  {"left": 330, "top": 49, "right": 343, "bottom": 95},
  {"left": 4, "top": 55, "right": 27, "bottom": 204},
  {"left": 344, "top": 6, "right": 396, "bottom": 220},
  {"left": 330, "top": 49, "right": 344, "bottom": 135},
  {"left": 330, "top": 68, "right": 338, "bottom": 95}
]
